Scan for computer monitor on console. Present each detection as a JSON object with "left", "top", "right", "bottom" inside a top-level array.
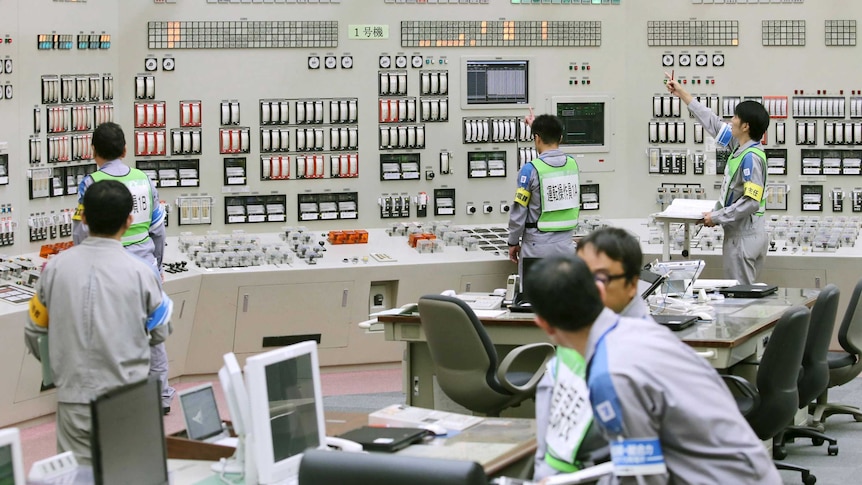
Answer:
[
  {"left": 213, "top": 352, "right": 253, "bottom": 477},
  {"left": 245, "top": 340, "right": 327, "bottom": 485}
]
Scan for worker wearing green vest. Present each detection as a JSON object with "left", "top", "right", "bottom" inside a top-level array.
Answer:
[
  {"left": 507, "top": 113, "right": 579, "bottom": 275},
  {"left": 666, "top": 75, "right": 770, "bottom": 285}
]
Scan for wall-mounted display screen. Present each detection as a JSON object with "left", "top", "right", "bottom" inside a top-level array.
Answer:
[
  {"left": 557, "top": 102, "right": 605, "bottom": 146},
  {"left": 551, "top": 95, "right": 612, "bottom": 154},
  {"left": 465, "top": 60, "right": 528, "bottom": 106}
]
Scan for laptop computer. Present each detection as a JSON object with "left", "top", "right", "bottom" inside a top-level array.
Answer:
[
  {"left": 651, "top": 314, "right": 698, "bottom": 331},
  {"left": 178, "top": 383, "right": 238, "bottom": 447},
  {"left": 719, "top": 284, "right": 779, "bottom": 299},
  {"left": 335, "top": 426, "right": 430, "bottom": 452}
]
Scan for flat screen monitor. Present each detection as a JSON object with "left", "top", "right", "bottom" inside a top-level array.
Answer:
[
  {"left": 245, "top": 341, "right": 326, "bottom": 485},
  {"left": 178, "top": 383, "right": 225, "bottom": 442},
  {"left": 220, "top": 352, "right": 250, "bottom": 436},
  {"left": 462, "top": 58, "right": 530, "bottom": 109},
  {"left": 0, "top": 428, "right": 24, "bottom": 485},
  {"left": 90, "top": 376, "right": 168, "bottom": 485},
  {"left": 651, "top": 260, "right": 705, "bottom": 297},
  {"left": 551, "top": 95, "right": 612, "bottom": 153}
]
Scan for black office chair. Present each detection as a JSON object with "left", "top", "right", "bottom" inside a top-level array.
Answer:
[
  {"left": 779, "top": 285, "right": 840, "bottom": 457},
  {"left": 417, "top": 294, "right": 555, "bottom": 417},
  {"left": 299, "top": 448, "right": 488, "bottom": 485},
  {"left": 722, "top": 306, "right": 816, "bottom": 485},
  {"left": 812, "top": 277, "right": 862, "bottom": 426}
]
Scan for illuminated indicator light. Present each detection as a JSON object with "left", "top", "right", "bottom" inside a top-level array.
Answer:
[
  {"left": 542, "top": 21, "right": 548, "bottom": 41},
  {"left": 481, "top": 21, "right": 487, "bottom": 35}
]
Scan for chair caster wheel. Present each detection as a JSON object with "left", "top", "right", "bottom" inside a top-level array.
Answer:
[
  {"left": 827, "top": 444, "right": 839, "bottom": 456},
  {"left": 803, "top": 473, "right": 817, "bottom": 485},
  {"left": 773, "top": 445, "right": 787, "bottom": 460},
  {"left": 812, "top": 437, "right": 824, "bottom": 446}
]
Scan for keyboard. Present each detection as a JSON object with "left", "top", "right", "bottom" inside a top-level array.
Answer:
[{"left": 455, "top": 294, "right": 503, "bottom": 310}]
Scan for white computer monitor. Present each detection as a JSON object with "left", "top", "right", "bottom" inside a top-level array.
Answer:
[
  {"left": 0, "top": 428, "right": 25, "bottom": 485},
  {"left": 221, "top": 352, "right": 250, "bottom": 436},
  {"left": 245, "top": 341, "right": 326, "bottom": 485}
]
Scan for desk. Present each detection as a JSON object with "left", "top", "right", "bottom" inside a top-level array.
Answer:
[
  {"left": 379, "top": 288, "right": 818, "bottom": 413},
  {"left": 166, "top": 412, "right": 535, "bottom": 482}
]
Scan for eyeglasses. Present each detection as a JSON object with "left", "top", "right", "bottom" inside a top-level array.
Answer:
[{"left": 593, "top": 272, "right": 628, "bottom": 286}]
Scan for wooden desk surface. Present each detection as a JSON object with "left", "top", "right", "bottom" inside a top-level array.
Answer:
[
  {"left": 379, "top": 287, "right": 818, "bottom": 349},
  {"left": 166, "top": 412, "right": 535, "bottom": 477}
]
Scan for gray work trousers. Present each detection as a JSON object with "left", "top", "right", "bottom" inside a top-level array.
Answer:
[
  {"left": 56, "top": 402, "right": 93, "bottom": 465},
  {"left": 723, "top": 216, "right": 767, "bottom": 286},
  {"left": 150, "top": 342, "right": 175, "bottom": 408}
]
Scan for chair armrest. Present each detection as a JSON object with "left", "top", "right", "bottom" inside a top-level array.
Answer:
[
  {"left": 496, "top": 342, "right": 555, "bottom": 394},
  {"left": 721, "top": 374, "right": 760, "bottom": 417}
]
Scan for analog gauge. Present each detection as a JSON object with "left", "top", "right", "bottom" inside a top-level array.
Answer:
[
  {"left": 394, "top": 55, "right": 408, "bottom": 69},
  {"left": 144, "top": 58, "right": 158, "bottom": 72},
  {"left": 661, "top": 54, "right": 674, "bottom": 67},
  {"left": 324, "top": 56, "right": 337, "bottom": 69},
  {"left": 341, "top": 56, "right": 353, "bottom": 69},
  {"left": 308, "top": 56, "right": 320, "bottom": 69},
  {"left": 411, "top": 55, "right": 423, "bottom": 68},
  {"left": 379, "top": 55, "right": 391, "bottom": 69},
  {"left": 678, "top": 54, "right": 691, "bottom": 67}
]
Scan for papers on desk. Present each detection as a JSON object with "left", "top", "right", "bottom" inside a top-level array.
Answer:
[
  {"left": 370, "top": 404, "right": 484, "bottom": 431},
  {"left": 691, "top": 279, "right": 739, "bottom": 291},
  {"left": 474, "top": 309, "right": 508, "bottom": 318},
  {"left": 654, "top": 198, "right": 718, "bottom": 220}
]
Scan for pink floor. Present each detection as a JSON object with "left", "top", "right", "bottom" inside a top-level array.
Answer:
[{"left": 16, "top": 366, "right": 402, "bottom": 471}]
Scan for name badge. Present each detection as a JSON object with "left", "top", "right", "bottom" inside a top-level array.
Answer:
[
  {"left": 610, "top": 437, "right": 667, "bottom": 476},
  {"left": 545, "top": 363, "right": 591, "bottom": 460}
]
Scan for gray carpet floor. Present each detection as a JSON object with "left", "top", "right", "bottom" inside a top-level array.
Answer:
[{"left": 324, "top": 379, "right": 862, "bottom": 485}]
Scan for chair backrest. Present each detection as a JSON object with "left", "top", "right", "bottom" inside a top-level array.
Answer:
[
  {"left": 299, "top": 448, "right": 488, "bottom": 485},
  {"left": 797, "top": 284, "right": 841, "bottom": 406},
  {"left": 749, "top": 306, "right": 810, "bottom": 440},
  {"left": 838, "top": 277, "right": 862, "bottom": 357},
  {"left": 417, "top": 295, "right": 512, "bottom": 410}
]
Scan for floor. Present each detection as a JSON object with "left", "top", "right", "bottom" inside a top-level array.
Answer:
[{"left": 12, "top": 367, "right": 862, "bottom": 485}]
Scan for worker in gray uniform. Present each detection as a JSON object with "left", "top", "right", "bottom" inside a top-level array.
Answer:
[
  {"left": 72, "top": 122, "right": 175, "bottom": 414},
  {"left": 534, "top": 228, "right": 650, "bottom": 481},
  {"left": 507, "top": 113, "right": 579, "bottom": 273},
  {"left": 665, "top": 74, "right": 770, "bottom": 285},
  {"left": 528, "top": 255, "right": 781, "bottom": 485}
]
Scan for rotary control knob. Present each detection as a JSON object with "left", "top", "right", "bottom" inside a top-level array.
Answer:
[
  {"left": 394, "top": 55, "right": 408, "bottom": 69},
  {"left": 379, "top": 55, "right": 391, "bottom": 69},
  {"left": 695, "top": 54, "right": 708, "bottom": 67},
  {"left": 341, "top": 56, "right": 353, "bottom": 69},
  {"left": 324, "top": 56, "right": 337, "bottom": 69},
  {"left": 144, "top": 58, "right": 158, "bottom": 72},
  {"left": 661, "top": 54, "right": 674, "bottom": 67},
  {"left": 411, "top": 55, "right": 423, "bottom": 68},
  {"left": 308, "top": 56, "right": 320, "bottom": 69},
  {"left": 678, "top": 54, "right": 691, "bottom": 67},
  {"left": 712, "top": 54, "right": 725, "bottom": 67}
]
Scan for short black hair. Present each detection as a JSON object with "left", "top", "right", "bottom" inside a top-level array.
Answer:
[
  {"left": 83, "top": 180, "right": 133, "bottom": 236},
  {"left": 734, "top": 100, "right": 770, "bottom": 141},
  {"left": 525, "top": 255, "right": 604, "bottom": 332},
  {"left": 92, "top": 122, "right": 126, "bottom": 161},
  {"left": 531, "top": 114, "right": 564, "bottom": 145},
  {"left": 577, "top": 227, "right": 643, "bottom": 283}
]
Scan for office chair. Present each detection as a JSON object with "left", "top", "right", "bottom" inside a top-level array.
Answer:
[
  {"left": 812, "top": 277, "right": 862, "bottom": 427},
  {"left": 417, "top": 294, "right": 555, "bottom": 417},
  {"left": 779, "top": 285, "right": 840, "bottom": 457},
  {"left": 722, "top": 306, "right": 816, "bottom": 485},
  {"left": 298, "top": 448, "right": 488, "bottom": 485}
]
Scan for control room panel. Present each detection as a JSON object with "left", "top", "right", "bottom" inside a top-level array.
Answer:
[{"left": 0, "top": 0, "right": 858, "bottom": 256}]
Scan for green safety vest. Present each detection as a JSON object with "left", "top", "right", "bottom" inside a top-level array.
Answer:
[
  {"left": 534, "top": 156, "right": 580, "bottom": 232},
  {"left": 720, "top": 146, "right": 767, "bottom": 216},
  {"left": 90, "top": 169, "right": 153, "bottom": 246},
  {"left": 544, "top": 347, "right": 592, "bottom": 473}
]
